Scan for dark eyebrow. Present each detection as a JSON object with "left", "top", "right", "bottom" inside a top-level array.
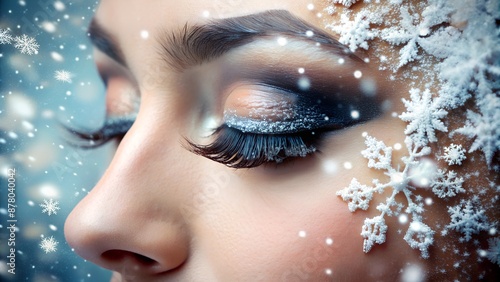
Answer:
[
  {"left": 159, "top": 10, "right": 361, "bottom": 71},
  {"left": 87, "top": 19, "right": 127, "bottom": 67}
]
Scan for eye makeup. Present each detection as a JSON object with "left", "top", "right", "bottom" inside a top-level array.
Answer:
[
  {"left": 189, "top": 75, "right": 382, "bottom": 168},
  {"left": 65, "top": 116, "right": 135, "bottom": 148}
]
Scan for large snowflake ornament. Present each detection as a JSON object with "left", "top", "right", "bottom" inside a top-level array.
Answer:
[
  {"left": 445, "top": 199, "right": 491, "bottom": 242},
  {"left": 40, "top": 199, "right": 60, "bottom": 216},
  {"left": 399, "top": 88, "right": 448, "bottom": 146},
  {"left": 337, "top": 135, "right": 436, "bottom": 257},
  {"left": 40, "top": 236, "right": 59, "bottom": 253},
  {"left": 13, "top": 34, "right": 39, "bottom": 55}
]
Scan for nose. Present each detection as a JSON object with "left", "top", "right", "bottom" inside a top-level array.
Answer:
[{"left": 64, "top": 113, "right": 190, "bottom": 276}]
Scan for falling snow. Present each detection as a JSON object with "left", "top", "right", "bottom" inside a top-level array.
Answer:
[
  {"left": 40, "top": 236, "right": 59, "bottom": 253},
  {"left": 13, "top": 34, "right": 39, "bottom": 55},
  {"left": 40, "top": 199, "right": 60, "bottom": 216},
  {"left": 54, "top": 70, "right": 74, "bottom": 83}
]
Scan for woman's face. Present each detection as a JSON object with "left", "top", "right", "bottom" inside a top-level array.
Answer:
[{"left": 63, "top": 0, "right": 480, "bottom": 281}]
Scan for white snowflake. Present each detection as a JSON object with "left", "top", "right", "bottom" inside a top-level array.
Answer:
[
  {"left": 404, "top": 221, "right": 434, "bottom": 259},
  {"left": 399, "top": 88, "right": 448, "bottom": 146},
  {"left": 54, "top": 70, "right": 74, "bottom": 83},
  {"left": 40, "top": 199, "right": 60, "bottom": 216},
  {"left": 487, "top": 237, "right": 500, "bottom": 266},
  {"left": 431, "top": 169, "right": 465, "bottom": 198},
  {"left": 0, "top": 29, "right": 13, "bottom": 44},
  {"left": 454, "top": 94, "right": 500, "bottom": 167},
  {"left": 445, "top": 200, "right": 491, "bottom": 242},
  {"left": 13, "top": 34, "right": 39, "bottom": 55},
  {"left": 441, "top": 143, "right": 466, "bottom": 166},
  {"left": 337, "top": 135, "right": 434, "bottom": 257},
  {"left": 327, "top": 10, "right": 378, "bottom": 52},
  {"left": 39, "top": 236, "right": 58, "bottom": 253},
  {"left": 331, "top": 0, "right": 359, "bottom": 7}
]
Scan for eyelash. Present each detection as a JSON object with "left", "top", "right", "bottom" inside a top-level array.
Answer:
[
  {"left": 65, "top": 117, "right": 135, "bottom": 148},
  {"left": 188, "top": 124, "right": 320, "bottom": 169}
]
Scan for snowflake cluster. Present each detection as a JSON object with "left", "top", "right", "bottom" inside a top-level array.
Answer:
[
  {"left": 0, "top": 29, "right": 39, "bottom": 55},
  {"left": 326, "top": 0, "right": 500, "bottom": 166},
  {"left": 54, "top": 70, "right": 74, "bottom": 83}
]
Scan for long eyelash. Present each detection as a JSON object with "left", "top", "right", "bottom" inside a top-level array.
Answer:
[
  {"left": 188, "top": 125, "right": 319, "bottom": 168},
  {"left": 64, "top": 117, "right": 135, "bottom": 148}
]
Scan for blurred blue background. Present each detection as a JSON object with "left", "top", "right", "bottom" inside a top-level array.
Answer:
[{"left": 1, "top": 0, "right": 115, "bottom": 281}]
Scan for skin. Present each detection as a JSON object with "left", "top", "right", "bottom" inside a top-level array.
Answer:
[{"left": 64, "top": 0, "right": 498, "bottom": 281}]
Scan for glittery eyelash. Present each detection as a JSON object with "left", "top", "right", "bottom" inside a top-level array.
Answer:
[
  {"left": 187, "top": 124, "right": 322, "bottom": 168},
  {"left": 65, "top": 116, "right": 135, "bottom": 148}
]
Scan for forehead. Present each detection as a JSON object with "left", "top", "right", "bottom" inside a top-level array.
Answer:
[{"left": 93, "top": 0, "right": 329, "bottom": 74}]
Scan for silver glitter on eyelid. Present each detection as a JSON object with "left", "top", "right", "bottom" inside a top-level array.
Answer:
[{"left": 224, "top": 109, "right": 326, "bottom": 134}]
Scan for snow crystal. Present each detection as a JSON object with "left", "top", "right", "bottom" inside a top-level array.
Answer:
[
  {"left": 487, "top": 237, "right": 500, "bottom": 266},
  {"left": 399, "top": 88, "right": 448, "bottom": 146},
  {"left": 13, "top": 34, "right": 39, "bottom": 55},
  {"left": 337, "top": 136, "right": 434, "bottom": 257},
  {"left": 54, "top": 70, "right": 74, "bottom": 83},
  {"left": 39, "top": 236, "right": 58, "bottom": 253},
  {"left": 331, "top": 0, "right": 359, "bottom": 7},
  {"left": 40, "top": 199, "right": 60, "bottom": 216},
  {"left": 0, "top": 29, "right": 13, "bottom": 44},
  {"left": 454, "top": 94, "right": 500, "bottom": 167},
  {"left": 327, "top": 10, "right": 377, "bottom": 52},
  {"left": 445, "top": 200, "right": 491, "bottom": 242},
  {"left": 441, "top": 144, "right": 466, "bottom": 166},
  {"left": 431, "top": 169, "right": 465, "bottom": 198}
]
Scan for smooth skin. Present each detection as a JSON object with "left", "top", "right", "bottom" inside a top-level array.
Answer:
[{"left": 64, "top": 0, "right": 487, "bottom": 281}]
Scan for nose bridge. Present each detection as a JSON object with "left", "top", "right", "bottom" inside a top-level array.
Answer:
[{"left": 64, "top": 111, "right": 192, "bottom": 274}]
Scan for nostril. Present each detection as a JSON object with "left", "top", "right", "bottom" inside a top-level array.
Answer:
[{"left": 102, "top": 250, "right": 157, "bottom": 267}]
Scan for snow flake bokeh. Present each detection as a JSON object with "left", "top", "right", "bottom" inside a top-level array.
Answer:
[{"left": 0, "top": 1, "right": 114, "bottom": 281}]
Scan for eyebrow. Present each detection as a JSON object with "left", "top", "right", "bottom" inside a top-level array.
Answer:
[
  {"left": 159, "top": 10, "right": 361, "bottom": 71},
  {"left": 87, "top": 19, "right": 127, "bottom": 66},
  {"left": 87, "top": 10, "right": 361, "bottom": 72}
]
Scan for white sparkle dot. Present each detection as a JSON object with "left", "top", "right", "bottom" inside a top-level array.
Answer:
[
  {"left": 140, "top": 30, "right": 149, "bottom": 39},
  {"left": 361, "top": 132, "right": 368, "bottom": 137},
  {"left": 49, "top": 224, "right": 57, "bottom": 231},
  {"left": 393, "top": 143, "right": 402, "bottom": 150},
  {"left": 343, "top": 162, "right": 352, "bottom": 170},
  {"left": 325, "top": 237, "right": 334, "bottom": 245},
  {"left": 202, "top": 10, "right": 210, "bottom": 17},
  {"left": 307, "top": 3, "right": 315, "bottom": 10},
  {"left": 399, "top": 214, "right": 408, "bottom": 224},
  {"left": 297, "top": 77, "right": 311, "bottom": 90},
  {"left": 298, "top": 230, "right": 307, "bottom": 238},
  {"left": 277, "top": 37, "right": 287, "bottom": 46},
  {"left": 425, "top": 198, "right": 433, "bottom": 205},
  {"left": 298, "top": 67, "right": 305, "bottom": 74},
  {"left": 354, "top": 70, "right": 363, "bottom": 79},
  {"left": 338, "top": 58, "right": 345, "bottom": 64},
  {"left": 322, "top": 160, "right": 338, "bottom": 174},
  {"left": 325, "top": 269, "right": 333, "bottom": 275},
  {"left": 351, "top": 110, "right": 359, "bottom": 119},
  {"left": 305, "top": 30, "right": 314, "bottom": 37}
]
